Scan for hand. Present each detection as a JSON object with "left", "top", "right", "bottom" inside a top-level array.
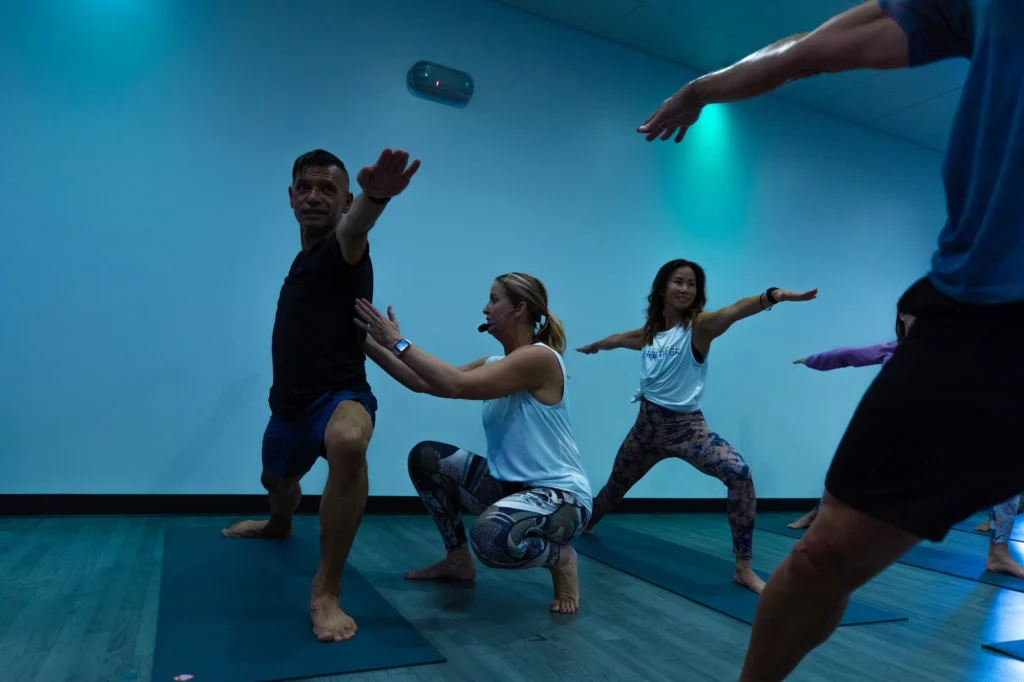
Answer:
[
  {"left": 357, "top": 149, "right": 421, "bottom": 199},
  {"left": 576, "top": 343, "right": 601, "bottom": 355},
  {"left": 637, "top": 85, "right": 705, "bottom": 143},
  {"left": 775, "top": 288, "right": 818, "bottom": 303},
  {"left": 353, "top": 299, "right": 402, "bottom": 349},
  {"left": 793, "top": 358, "right": 806, "bottom": 365}
]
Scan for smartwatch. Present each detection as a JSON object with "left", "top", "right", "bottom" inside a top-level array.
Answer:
[{"left": 392, "top": 338, "right": 411, "bottom": 358}]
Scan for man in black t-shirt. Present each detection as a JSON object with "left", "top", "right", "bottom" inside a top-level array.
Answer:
[{"left": 223, "top": 147, "right": 420, "bottom": 643}]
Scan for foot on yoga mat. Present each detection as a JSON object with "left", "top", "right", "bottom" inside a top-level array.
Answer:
[
  {"left": 982, "top": 639, "right": 1024, "bottom": 661},
  {"left": 153, "top": 524, "right": 445, "bottom": 682},
  {"left": 574, "top": 524, "right": 905, "bottom": 627},
  {"left": 756, "top": 514, "right": 1024, "bottom": 594}
]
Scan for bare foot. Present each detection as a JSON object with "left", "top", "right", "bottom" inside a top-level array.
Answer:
[
  {"left": 987, "top": 545, "right": 1024, "bottom": 579},
  {"left": 404, "top": 546, "right": 477, "bottom": 581},
  {"left": 310, "top": 594, "right": 357, "bottom": 642},
  {"left": 734, "top": 560, "right": 766, "bottom": 594},
  {"left": 549, "top": 545, "right": 581, "bottom": 614},
  {"left": 787, "top": 511, "right": 817, "bottom": 530},
  {"left": 221, "top": 519, "right": 292, "bottom": 538},
  {"left": 582, "top": 525, "right": 595, "bottom": 536},
  {"left": 975, "top": 520, "right": 991, "bottom": 533}
]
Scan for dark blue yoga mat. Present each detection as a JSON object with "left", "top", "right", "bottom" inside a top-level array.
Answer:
[
  {"left": 982, "top": 639, "right": 1024, "bottom": 661},
  {"left": 153, "top": 525, "right": 445, "bottom": 682},
  {"left": 756, "top": 514, "right": 1024, "bottom": 594},
  {"left": 574, "top": 524, "right": 905, "bottom": 627}
]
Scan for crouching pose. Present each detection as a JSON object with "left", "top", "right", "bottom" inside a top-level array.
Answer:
[{"left": 356, "top": 272, "right": 592, "bottom": 613}]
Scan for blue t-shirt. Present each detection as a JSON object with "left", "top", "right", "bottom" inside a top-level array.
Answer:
[{"left": 879, "top": 0, "right": 1024, "bottom": 304}]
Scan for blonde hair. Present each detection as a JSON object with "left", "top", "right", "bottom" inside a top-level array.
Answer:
[{"left": 496, "top": 272, "right": 566, "bottom": 355}]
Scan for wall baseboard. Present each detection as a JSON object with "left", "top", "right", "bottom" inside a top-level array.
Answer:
[{"left": 0, "top": 494, "right": 818, "bottom": 517}]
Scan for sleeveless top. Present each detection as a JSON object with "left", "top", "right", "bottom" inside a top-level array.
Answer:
[
  {"left": 480, "top": 343, "right": 592, "bottom": 511},
  {"left": 635, "top": 323, "right": 708, "bottom": 413}
]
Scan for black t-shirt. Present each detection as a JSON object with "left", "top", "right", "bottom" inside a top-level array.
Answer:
[{"left": 269, "top": 234, "right": 373, "bottom": 419}]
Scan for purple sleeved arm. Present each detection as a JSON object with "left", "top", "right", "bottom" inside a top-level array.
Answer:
[{"left": 803, "top": 341, "right": 899, "bottom": 371}]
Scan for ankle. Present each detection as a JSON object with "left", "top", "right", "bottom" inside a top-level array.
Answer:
[
  {"left": 989, "top": 542, "right": 1011, "bottom": 558},
  {"left": 447, "top": 546, "right": 473, "bottom": 563}
]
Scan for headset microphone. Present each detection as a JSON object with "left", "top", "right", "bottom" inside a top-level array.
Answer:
[{"left": 478, "top": 310, "right": 515, "bottom": 333}]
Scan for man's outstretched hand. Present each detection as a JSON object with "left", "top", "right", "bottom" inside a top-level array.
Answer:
[
  {"left": 637, "top": 85, "right": 704, "bottom": 143},
  {"left": 357, "top": 148, "right": 421, "bottom": 199}
]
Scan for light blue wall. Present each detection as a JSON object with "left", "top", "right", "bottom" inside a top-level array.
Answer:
[{"left": 0, "top": 0, "right": 945, "bottom": 497}]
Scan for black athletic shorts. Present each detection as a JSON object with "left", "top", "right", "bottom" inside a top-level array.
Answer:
[{"left": 824, "top": 277, "right": 1024, "bottom": 542}]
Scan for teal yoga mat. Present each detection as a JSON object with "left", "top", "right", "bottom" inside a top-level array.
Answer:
[
  {"left": 153, "top": 525, "right": 445, "bottom": 682},
  {"left": 756, "top": 514, "right": 1024, "bottom": 594},
  {"left": 574, "top": 525, "right": 905, "bottom": 626}
]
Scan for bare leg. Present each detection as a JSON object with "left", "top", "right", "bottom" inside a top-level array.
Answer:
[
  {"left": 986, "top": 494, "right": 1024, "bottom": 578},
  {"left": 310, "top": 401, "right": 373, "bottom": 643},
  {"left": 223, "top": 473, "right": 302, "bottom": 538},
  {"left": 739, "top": 492, "right": 920, "bottom": 682}
]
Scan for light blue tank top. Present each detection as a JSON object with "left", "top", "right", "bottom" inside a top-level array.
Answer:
[
  {"left": 635, "top": 323, "right": 708, "bottom": 413},
  {"left": 480, "top": 343, "right": 592, "bottom": 512}
]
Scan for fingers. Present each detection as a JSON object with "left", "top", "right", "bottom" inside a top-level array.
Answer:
[
  {"left": 387, "top": 305, "right": 398, "bottom": 322},
  {"left": 402, "top": 158, "right": 421, "bottom": 179}
]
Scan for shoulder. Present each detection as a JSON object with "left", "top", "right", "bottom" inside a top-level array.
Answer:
[
  {"left": 507, "top": 344, "right": 562, "bottom": 371},
  {"left": 313, "top": 234, "right": 372, "bottom": 272}
]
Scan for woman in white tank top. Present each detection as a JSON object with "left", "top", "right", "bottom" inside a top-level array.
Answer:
[
  {"left": 576, "top": 259, "right": 816, "bottom": 593},
  {"left": 355, "top": 272, "right": 591, "bottom": 614}
]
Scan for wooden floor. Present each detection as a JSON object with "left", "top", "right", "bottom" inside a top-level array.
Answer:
[{"left": 2, "top": 512, "right": 1024, "bottom": 682}]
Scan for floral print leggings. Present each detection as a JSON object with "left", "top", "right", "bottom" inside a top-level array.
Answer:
[{"left": 588, "top": 399, "right": 756, "bottom": 559}]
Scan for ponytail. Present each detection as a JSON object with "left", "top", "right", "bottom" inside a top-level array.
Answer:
[{"left": 535, "top": 311, "right": 567, "bottom": 355}]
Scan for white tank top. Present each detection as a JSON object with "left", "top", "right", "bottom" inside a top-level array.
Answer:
[
  {"left": 636, "top": 323, "right": 708, "bottom": 413},
  {"left": 480, "top": 343, "right": 593, "bottom": 511}
]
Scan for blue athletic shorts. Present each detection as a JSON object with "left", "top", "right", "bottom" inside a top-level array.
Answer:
[{"left": 261, "top": 390, "right": 377, "bottom": 479}]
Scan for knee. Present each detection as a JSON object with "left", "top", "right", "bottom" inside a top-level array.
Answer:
[
  {"left": 729, "top": 460, "right": 754, "bottom": 490},
  {"left": 407, "top": 440, "right": 439, "bottom": 479},
  {"left": 323, "top": 422, "right": 370, "bottom": 474},
  {"left": 260, "top": 471, "right": 282, "bottom": 493},
  {"left": 468, "top": 515, "right": 506, "bottom": 568},
  {"left": 787, "top": 535, "right": 845, "bottom": 585}
]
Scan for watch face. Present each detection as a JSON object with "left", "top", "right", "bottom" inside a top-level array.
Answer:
[{"left": 394, "top": 339, "right": 410, "bottom": 354}]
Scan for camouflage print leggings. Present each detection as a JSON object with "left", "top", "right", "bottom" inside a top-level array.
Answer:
[
  {"left": 589, "top": 400, "right": 756, "bottom": 559},
  {"left": 407, "top": 440, "right": 590, "bottom": 570}
]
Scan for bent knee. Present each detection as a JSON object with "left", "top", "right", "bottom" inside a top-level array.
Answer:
[
  {"left": 324, "top": 424, "right": 370, "bottom": 471},
  {"left": 788, "top": 535, "right": 845, "bottom": 583},
  {"left": 469, "top": 516, "right": 507, "bottom": 568},
  {"left": 407, "top": 440, "right": 440, "bottom": 478}
]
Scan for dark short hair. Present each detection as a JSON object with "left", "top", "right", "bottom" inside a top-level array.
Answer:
[{"left": 292, "top": 149, "right": 347, "bottom": 183}]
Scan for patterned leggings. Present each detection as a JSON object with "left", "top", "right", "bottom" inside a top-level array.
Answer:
[
  {"left": 407, "top": 440, "right": 590, "bottom": 570},
  {"left": 589, "top": 400, "right": 756, "bottom": 559},
  {"left": 988, "top": 494, "right": 1024, "bottom": 545}
]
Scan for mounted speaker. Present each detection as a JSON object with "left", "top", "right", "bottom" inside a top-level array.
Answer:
[{"left": 407, "top": 60, "right": 474, "bottom": 107}]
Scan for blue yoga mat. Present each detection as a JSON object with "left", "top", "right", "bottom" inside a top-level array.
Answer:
[
  {"left": 153, "top": 525, "right": 445, "bottom": 682},
  {"left": 756, "top": 514, "right": 1024, "bottom": 594},
  {"left": 982, "top": 639, "right": 1024, "bottom": 661},
  {"left": 574, "top": 525, "right": 905, "bottom": 627}
]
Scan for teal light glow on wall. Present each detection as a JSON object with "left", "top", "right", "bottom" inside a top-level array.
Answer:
[{"left": 657, "top": 104, "right": 752, "bottom": 246}]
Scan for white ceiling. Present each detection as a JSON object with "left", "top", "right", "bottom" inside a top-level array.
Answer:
[{"left": 493, "top": 0, "right": 967, "bottom": 152}]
